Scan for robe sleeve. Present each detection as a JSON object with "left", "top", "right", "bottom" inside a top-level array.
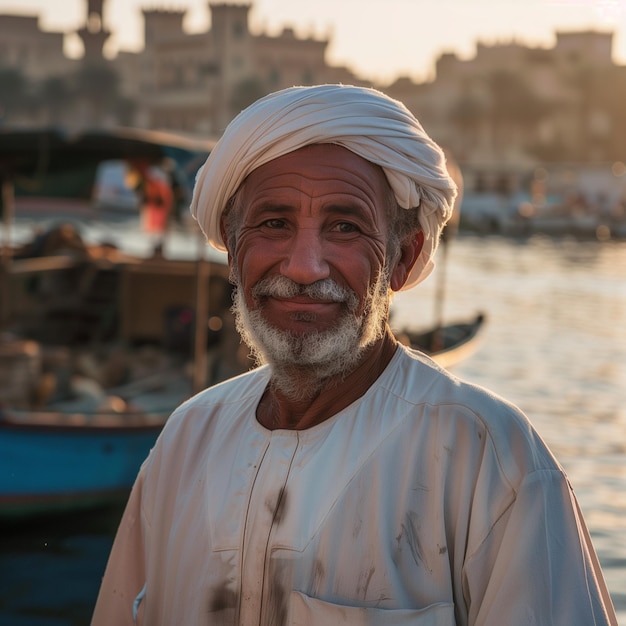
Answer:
[
  {"left": 463, "top": 468, "right": 617, "bottom": 625},
  {"left": 90, "top": 468, "right": 150, "bottom": 626}
]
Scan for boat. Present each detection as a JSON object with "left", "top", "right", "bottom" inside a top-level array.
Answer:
[
  {"left": 0, "top": 127, "right": 235, "bottom": 520},
  {"left": 0, "top": 406, "right": 167, "bottom": 519},
  {"left": 398, "top": 313, "right": 486, "bottom": 370},
  {"left": 0, "top": 239, "right": 244, "bottom": 520},
  {"left": 395, "top": 148, "right": 486, "bottom": 368}
]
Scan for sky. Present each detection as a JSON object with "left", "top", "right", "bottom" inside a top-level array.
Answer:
[{"left": 1, "top": 0, "right": 625, "bottom": 84}]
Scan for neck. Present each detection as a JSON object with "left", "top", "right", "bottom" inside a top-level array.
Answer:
[{"left": 256, "top": 328, "right": 399, "bottom": 430}]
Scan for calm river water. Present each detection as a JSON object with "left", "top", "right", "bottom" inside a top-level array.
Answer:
[{"left": 1, "top": 233, "right": 624, "bottom": 624}]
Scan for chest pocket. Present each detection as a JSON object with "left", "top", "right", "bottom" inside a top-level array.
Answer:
[{"left": 290, "top": 592, "right": 455, "bottom": 625}]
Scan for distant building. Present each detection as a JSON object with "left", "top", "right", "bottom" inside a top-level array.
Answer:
[
  {"left": 78, "top": 0, "right": 111, "bottom": 61},
  {"left": 386, "top": 30, "right": 626, "bottom": 192},
  {"left": 115, "top": 3, "right": 367, "bottom": 134},
  {"left": 1, "top": 0, "right": 625, "bottom": 178},
  {"left": 0, "top": 14, "right": 72, "bottom": 81}
]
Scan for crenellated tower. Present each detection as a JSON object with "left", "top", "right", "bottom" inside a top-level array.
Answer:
[{"left": 77, "top": 0, "right": 111, "bottom": 60}]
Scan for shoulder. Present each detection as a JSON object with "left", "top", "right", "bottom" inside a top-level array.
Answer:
[
  {"left": 149, "top": 366, "right": 269, "bottom": 455},
  {"left": 386, "top": 344, "right": 524, "bottom": 418},
  {"left": 383, "top": 345, "right": 562, "bottom": 482},
  {"left": 175, "top": 366, "right": 270, "bottom": 417}
]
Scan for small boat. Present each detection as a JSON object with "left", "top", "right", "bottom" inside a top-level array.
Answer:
[
  {"left": 0, "top": 407, "right": 167, "bottom": 520},
  {"left": 393, "top": 149, "right": 486, "bottom": 369},
  {"left": 399, "top": 313, "right": 486, "bottom": 370}
]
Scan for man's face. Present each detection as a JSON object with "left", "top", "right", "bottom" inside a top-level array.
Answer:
[{"left": 227, "top": 144, "right": 402, "bottom": 370}]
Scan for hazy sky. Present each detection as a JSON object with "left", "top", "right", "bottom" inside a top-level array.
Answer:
[{"left": 1, "top": 0, "right": 625, "bottom": 83}]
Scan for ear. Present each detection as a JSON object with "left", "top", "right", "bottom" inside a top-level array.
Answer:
[{"left": 390, "top": 231, "right": 424, "bottom": 292}]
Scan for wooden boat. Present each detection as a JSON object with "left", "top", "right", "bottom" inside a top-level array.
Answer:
[
  {"left": 398, "top": 313, "right": 486, "bottom": 370},
  {"left": 0, "top": 408, "right": 167, "bottom": 519},
  {"left": 1, "top": 239, "right": 486, "bottom": 521},
  {"left": 0, "top": 243, "right": 245, "bottom": 520},
  {"left": 0, "top": 128, "right": 231, "bottom": 520},
  {"left": 399, "top": 149, "right": 486, "bottom": 369},
  {"left": 0, "top": 240, "right": 238, "bottom": 519}
]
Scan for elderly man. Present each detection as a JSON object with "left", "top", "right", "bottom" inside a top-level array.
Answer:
[{"left": 92, "top": 85, "right": 617, "bottom": 625}]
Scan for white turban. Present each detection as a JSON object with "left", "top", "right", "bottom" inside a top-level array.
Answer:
[{"left": 191, "top": 84, "right": 457, "bottom": 289}]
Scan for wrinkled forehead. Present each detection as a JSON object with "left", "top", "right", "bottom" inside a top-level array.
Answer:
[{"left": 240, "top": 143, "right": 391, "bottom": 197}]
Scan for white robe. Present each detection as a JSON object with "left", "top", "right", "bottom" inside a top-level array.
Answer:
[{"left": 91, "top": 345, "right": 617, "bottom": 625}]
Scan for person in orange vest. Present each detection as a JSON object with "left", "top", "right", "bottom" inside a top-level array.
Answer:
[{"left": 130, "top": 159, "right": 174, "bottom": 247}]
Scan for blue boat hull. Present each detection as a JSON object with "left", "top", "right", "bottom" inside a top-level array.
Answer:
[{"left": 0, "top": 417, "right": 164, "bottom": 519}]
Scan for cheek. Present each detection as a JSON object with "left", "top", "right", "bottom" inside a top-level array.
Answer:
[
  {"left": 234, "top": 233, "right": 269, "bottom": 275},
  {"left": 232, "top": 235, "right": 276, "bottom": 303},
  {"left": 331, "top": 241, "right": 387, "bottom": 300}
]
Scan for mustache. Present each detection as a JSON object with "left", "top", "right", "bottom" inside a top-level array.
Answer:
[{"left": 251, "top": 276, "right": 359, "bottom": 309}]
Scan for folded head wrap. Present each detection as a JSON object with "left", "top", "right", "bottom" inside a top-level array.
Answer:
[{"left": 191, "top": 84, "right": 457, "bottom": 289}]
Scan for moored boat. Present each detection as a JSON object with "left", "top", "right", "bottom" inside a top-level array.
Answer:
[
  {"left": 0, "top": 245, "right": 243, "bottom": 520},
  {"left": 398, "top": 313, "right": 486, "bottom": 370},
  {"left": 397, "top": 149, "right": 486, "bottom": 369},
  {"left": 0, "top": 408, "right": 167, "bottom": 520},
  {"left": 0, "top": 127, "right": 236, "bottom": 519}
]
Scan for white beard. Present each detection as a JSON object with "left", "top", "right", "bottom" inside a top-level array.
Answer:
[{"left": 231, "top": 272, "right": 391, "bottom": 400}]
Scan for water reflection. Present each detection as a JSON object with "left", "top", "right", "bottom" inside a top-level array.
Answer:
[{"left": 0, "top": 505, "right": 125, "bottom": 624}]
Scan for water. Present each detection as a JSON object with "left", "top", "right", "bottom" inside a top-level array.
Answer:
[
  {"left": 0, "top": 507, "right": 125, "bottom": 626},
  {"left": 1, "top": 234, "right": 624, "bottom": 624}
]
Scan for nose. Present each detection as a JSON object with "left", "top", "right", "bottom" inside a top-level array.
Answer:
[{"left": 280, "top": 228, "right": 330, "bottom": 285}]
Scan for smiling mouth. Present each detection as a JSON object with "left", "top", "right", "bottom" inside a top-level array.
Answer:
[
  {"left": 254, "top": 295, "right": 344, "bottom": 329},
  {"left": 267, "top": 295, "right": 341, "bottom": 312},
  {"left": 272, "top": 293, "right": 338, "bottom": 304}
]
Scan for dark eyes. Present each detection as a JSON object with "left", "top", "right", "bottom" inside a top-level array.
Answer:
[
  {"left": 263, "top": 218, "right": 286, "bottom": 229},
  {"left": 260, "top": 219, "right": 361, "bottom": 234},
  {"left": 332, "top": 222, "right": 360, "bottom": 234}
]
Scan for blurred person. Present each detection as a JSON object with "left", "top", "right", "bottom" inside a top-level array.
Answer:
[
  {"left": 92, "top": 85, "right": 617, "bottom": 626},
  {"left": 129, "top": 159, "right": 174, "bottom": 253}
]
